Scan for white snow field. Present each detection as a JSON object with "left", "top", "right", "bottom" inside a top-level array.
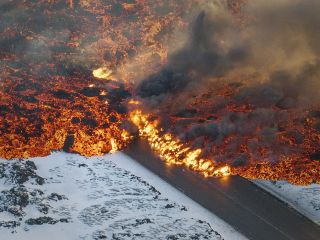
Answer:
[
  {"left": 254, "top": 180, "right": 320, "bottom": 225},
  {"left": 0, "top": 152, "right": 246, "bottom": 240}
]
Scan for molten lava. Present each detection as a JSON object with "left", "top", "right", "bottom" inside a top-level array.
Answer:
[
  {"left": 0, "top": 0, "right": 188, "bottom": 158},
  {"left": 130, "top": 109, "right": 231, "bottom": 177},
  {"left": 149, "top": 82, "right": 320, "bottom": 185},
  {"left": 92, "top": 67, "right": 114, "bottom": 80},
  {"left": 1, "top": 0, "right": 319, "bottom": 186},
  {"left": 0, "top": 71, "right": 132, "bottom": 159}
]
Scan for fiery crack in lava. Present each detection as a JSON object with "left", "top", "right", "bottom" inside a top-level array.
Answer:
[
  {"left": 0, "top": 0, "right": 190, "bottom": 158},
  {"left": 0, "top": 0, "right": 320, "bottom": 185},
  {"left": 130, "top": 109, "right": 231, "bottom": 177},
  {"left": 153, "top": 83, "right": 320, "bottom": 185},
  {"left": 0, "top": 72, "right": 132, "bottom": 158}
]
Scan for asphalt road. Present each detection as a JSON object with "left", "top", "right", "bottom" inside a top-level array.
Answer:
[{"left": 125, "top": 140, "right": 320, "bottom": 240}]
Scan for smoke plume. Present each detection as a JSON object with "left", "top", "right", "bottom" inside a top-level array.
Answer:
[
  {"left": 136, "top": 0, "right": 320, "bottom": 169},
  {"left": 138, "top": 0, "right": 320, "bottom": 107}
]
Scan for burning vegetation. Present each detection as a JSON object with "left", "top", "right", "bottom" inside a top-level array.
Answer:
[{"left": 0, "top": 0, "right": 319, "bottom": 185}]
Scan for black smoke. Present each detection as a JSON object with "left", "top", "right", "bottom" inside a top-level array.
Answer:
[
  {"left": 136, "top": 0, "right": 320, "bottom": 165},
  {"left": 137, "top": 0, "right": 320, "bottom": 108},
  {"left": 137, "top": 9, "right": 250, "bottom": 100}
]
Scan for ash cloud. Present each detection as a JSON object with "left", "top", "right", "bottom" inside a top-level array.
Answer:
[{"left": 137, "top": 0, "right": 320, "bottom": 108}]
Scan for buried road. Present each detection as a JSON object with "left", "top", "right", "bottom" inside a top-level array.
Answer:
[{"left": 125, "top": 140, "right": 320, "bottom": 240}]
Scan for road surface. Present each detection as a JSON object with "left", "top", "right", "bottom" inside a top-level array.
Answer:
[{"left": 125, "top": 140, "right": 320, "bottom": 240}]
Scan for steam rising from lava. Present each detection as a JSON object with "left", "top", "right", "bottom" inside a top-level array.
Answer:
[
  {"left": 130, "top": 109, "right": 231, "bottom": 178},
  {"left": 1, "top": 0, "right": 319, "bottom": 185},
  {"left": 136, "top": 0, "right": 320, "bottom": 184},
  {"left": 138, "top": 0, "right": 320, "bottom": 106}
]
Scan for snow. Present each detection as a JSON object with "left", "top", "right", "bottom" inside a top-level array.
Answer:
[
  {"left": 0, "top": 152, "right": 247, "bottom": 240},
  {"left": 254, "top": 180, "right": 320, "bottom": 225}
]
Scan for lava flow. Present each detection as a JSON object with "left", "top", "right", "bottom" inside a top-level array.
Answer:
[
  {"left": 0, "top": 0, "right": 191, "bottom": 158},
  {"left": 1, "top": 0, "right": 320, "bottom": 185},
  {"left": 130, "top": 109, "right": 231, "bottom": 177},
  {"left": 0, "top": 70, "right": 132, "bottom": 159},
  {"left": 153, "top": 82, "right": 320, "bottom": 185}
]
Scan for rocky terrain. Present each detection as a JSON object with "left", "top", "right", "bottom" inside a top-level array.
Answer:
[{"left": 0, "top": 152, "right": 243, "bottom": 239}]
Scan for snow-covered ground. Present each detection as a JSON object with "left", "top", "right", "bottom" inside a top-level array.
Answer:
[
  {"left": 254, "top": 180, "right": 320, "bottom": 225},
  {"left": 0, "top": 152, "right": 246, "bottom": 240}
]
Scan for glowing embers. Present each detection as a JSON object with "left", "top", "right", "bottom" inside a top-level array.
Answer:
[
  {"left": 130, "top": 109, "right": 231, "bottom": 178},
  {"left": 93, "top": 67, "right": 115, "bottom": 80},
  {"left": 166, "top": 82, "right": 320, "bottom": 185},
  {"left": 128, "top": 99, "right": 141, "bottom": 105},
  {"left": 0, "top": 72, "right": 132, "bottom": 159}
]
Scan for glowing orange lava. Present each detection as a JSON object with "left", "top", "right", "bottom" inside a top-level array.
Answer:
[
  {"left": 1, "top": 0, "right": 319, "bottom": 186},
  {"left": 130, "top": 109, "right": 231, "bottom": 178}
]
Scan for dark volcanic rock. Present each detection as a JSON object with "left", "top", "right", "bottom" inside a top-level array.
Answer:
[
  {"left": 0, "top": 221, "right": 20, "bottom": 229},
  {"left": 133, "top": 218, "right": 152, "bottom": 227},
  {"left": 25, "top": 217, "right": 58, "bottom": 225},
  {"left": 0, "top": 160, "right": 44, "bottom": 185},
  {"left": 276, "top": 97, "right": 296, "bottom": 109},
  {"left": 0, "top": 154, "right": 223, "bottom": 239},
  {"left": 232, "top": 154, "right": 248, "bottom": 167},
  {"left": 0, "top": 187, "right": 29, "bottom": 217},
  {"left": 175, "top": 108, "right": 198, "bottom": 118},
  {"left": 37, "top": 204, "right": 50, "bottom": 214},
  {"left": 48, "top": 193, "right": 67, "bottom": 201},
  {"left": 310, "top": 152, "right": 320, "bottom": 161},
  {"left": 310, "top": 111, "right": 320, "bottom": 119},
  {"left": 82, "top": 117, "right": 98, "bottom": 127},
  {"left": 80, "top": 87, "right": 100, "bottom": 97},
  {"left": 63, "top": 134, "right": 75, "bottom": 152},
  {"left": 51, "top": 89, "right": 74, "bottom": 100}
]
